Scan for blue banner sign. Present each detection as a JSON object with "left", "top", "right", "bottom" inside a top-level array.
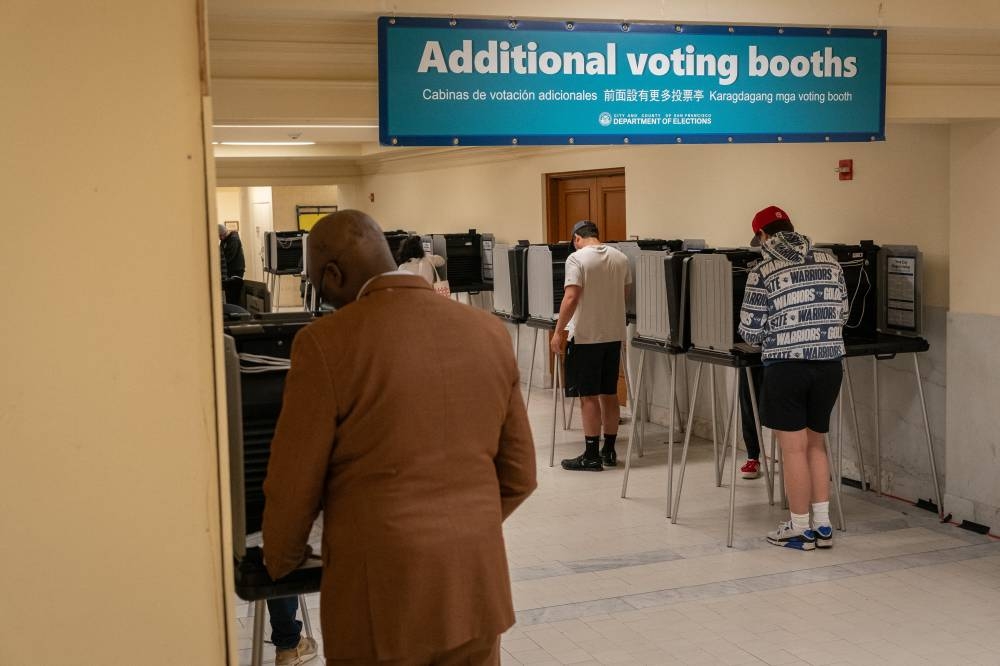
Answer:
[{"left": 378, "top": 17, "right": 886, "bottom": 146}]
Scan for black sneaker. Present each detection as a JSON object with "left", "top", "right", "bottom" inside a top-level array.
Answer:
[
  {"left": 561, "top": 454, "right": 604, "bottom": 471},
  {"left": 601, "top": 448, "right": 617, "bottom": 467}
]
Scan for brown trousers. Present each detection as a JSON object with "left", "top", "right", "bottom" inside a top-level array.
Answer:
[{"left": 328, "top": 636, "right": 500, "bottom": 666}]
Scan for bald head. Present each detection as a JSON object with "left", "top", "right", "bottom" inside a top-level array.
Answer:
[{"left": 307, "top": 209, "right": 396, "bottom": 307}]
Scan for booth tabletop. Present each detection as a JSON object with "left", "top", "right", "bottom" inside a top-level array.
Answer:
[
  {"left": 526, "top": 317, "right": 557, "bottom": 330},
  {"left": 685, "top": 333, "right": 929, "bottom": 369},
  {"left": 234, "top": 547, "right": 323, "bottom": 602},
  {"left": 630, "top": 335, "right": 686, "bottom": 356},
  {"left": 491, "top": 311, "right": 526, "bottom": 325},
  {"left": 844, "top": 333, "right": 930, "bottom": 359}
]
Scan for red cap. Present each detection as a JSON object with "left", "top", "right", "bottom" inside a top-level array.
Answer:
[{"left": 751, "top": 205, "right": 790, "bottom": 235}]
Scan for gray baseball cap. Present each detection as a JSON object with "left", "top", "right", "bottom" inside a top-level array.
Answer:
[{"left": 570, "top": 220, "right": 595, "bottom": 238}]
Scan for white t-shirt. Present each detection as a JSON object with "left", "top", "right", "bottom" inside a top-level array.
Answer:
[
  {"left": 564, "top": 244, "right": 631, "bottom": 344},
  {"left": 398, "top": 255, "right": 445, "bottom": 285}
]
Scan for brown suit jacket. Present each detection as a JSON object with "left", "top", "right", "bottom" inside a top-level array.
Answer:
[{"left": 262, "top": 273, "right": 537, "bottom": 661}]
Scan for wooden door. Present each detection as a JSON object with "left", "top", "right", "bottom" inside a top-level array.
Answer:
[
  {"left": 556, "top": 177, "right": 598, "bottom": 241},
  {"left": 597, "top": 174, "right": 627, "bottom": 241},
  {"left": 546, "top": 169, "right": 629, "bottom": 405},
  {"left": 547, "top": 168, "right": 627, "bottom": 242}
]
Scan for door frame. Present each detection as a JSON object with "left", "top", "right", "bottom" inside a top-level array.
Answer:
[{"left": 544, "top": 167, "right": 626, "bottom": 243}]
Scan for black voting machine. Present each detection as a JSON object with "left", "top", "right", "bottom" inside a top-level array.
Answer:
[
  {"left": 816, "top": 241, "right": 880, "bottom": 341},
  {"left": 491, "top": 241, "right": 530, "bottom": 323},
  {"left": 420, "top": 229, "right": 495, "bottom": 293}
]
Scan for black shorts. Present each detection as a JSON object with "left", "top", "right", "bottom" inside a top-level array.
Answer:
[
  {"left": 564, "top": 340, "right": 621, "bottom": 397},
  {"left": 760, "top": 361, "right": 843, "bottom": 433}
]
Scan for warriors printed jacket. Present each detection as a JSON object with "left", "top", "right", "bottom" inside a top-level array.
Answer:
[{"left": 738, "top": 231, "right": 849, "bottom": 362}]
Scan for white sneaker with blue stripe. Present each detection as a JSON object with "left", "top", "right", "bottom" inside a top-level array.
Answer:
[
  {"left": 766, "top": 521, "right": 816, "bottom": 550},
  {"left": 808, "top": 524, "right": 834, "bottom": 549}
]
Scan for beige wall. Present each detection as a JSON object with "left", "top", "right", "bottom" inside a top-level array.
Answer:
[
  {"left": 272, "top": 185, "right": 339, "bottom": 232},
  {"left": 217, "top": 186, "right": 242, "bottom": 230},
  {"left": 343, "top": 122, "right": 950, "bottom": 307},
  {"left": 949, "top": 121, "right": 1000, "bottom": 316},
  {"left": 271, "top": 185, "right": 339, "bottom": 307},
  {"left": 946, "top": 120, "right": 1000, "bottom": 528},
  {"left": 0, "top": 3, "right": 229, "bottom": 664}
]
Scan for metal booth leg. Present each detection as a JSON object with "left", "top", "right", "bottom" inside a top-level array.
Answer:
[
  {"left": 674, "top": 364, "right": 685, "bottom": 435},
  {"left": 727, "top": 370, "right": 740, "bottom": 548},
  {"left": 843, "top": 359, "right": 868, "bottom": 489},
  {"left": 681, "top": 357, "right": 692, "bottom": 433},
  {"left": 561, "top": 370, "right": 569, "bottom": 430},
  {"left": 514, "top": 323, "right": 520, "bottom": 362},
  {"left": 746, "top": 366, "right": 773, "bottom": 505},
  {"left": 549, "top": 353, "right": 561, "bottom": 467},
  {"left": 913, "top": 353, "right": 944, "bottom": 517},
  {"left": 873, "top": 357, "right": 882, "bottom": 496},
  {"left": 710, "top": 366, "right": 721, "bottom": 487},
  {"left": 526, "top": 328, "right": 539, "bottom": 409},
  {"left": 639, "top": 363, "right": 651, "bottom": 457},
  {"left": 620, "top": 349, "right": 646, "bottom": 498},
  {"left": 298, "top": 595, "right": 314, "bottom": 638},
  {"left": 251, "top": 599, "right": 266, "bottom": 666},
  {"left": 717, "top": 376, "right": 736, "bottom": 488},
  {"left": 824, "top": 434, "right": 847, "bottom": 531},
  {"left": 671, "top": 362, "right": 704, "bottom": 525},
  {"left": 768, "top": 430, "right": 778, "bottom": 507},
  {"left": 776, "top": 432, "right": 788, "bottom": 510},
  {"left": 621, "top": 342, "right": 641, "bottom": 457},
  {"left": 837, "top": 381, "right": 844, "bottom": 484},
  {"left": 665, "top": 354, "right": 677, "bottom": 518}
]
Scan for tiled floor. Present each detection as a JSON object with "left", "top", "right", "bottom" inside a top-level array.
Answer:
[{"left": 235, "top": 391, "right": 1000, "bottom": 665}]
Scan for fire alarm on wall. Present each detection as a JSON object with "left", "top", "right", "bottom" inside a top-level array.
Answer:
[{"left": 837, "top": 159, "right": 853, "bottom": 181}]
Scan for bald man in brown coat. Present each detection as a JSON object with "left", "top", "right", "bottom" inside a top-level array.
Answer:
[{"left": 262, "top": 210, "right": 537, "bottom": 664}]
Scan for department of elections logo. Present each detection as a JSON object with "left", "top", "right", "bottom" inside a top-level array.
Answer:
[{"left": 598, "top": 112, "right": 612, "bottom": 127}]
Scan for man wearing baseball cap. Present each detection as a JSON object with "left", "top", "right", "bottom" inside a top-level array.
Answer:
[
  {"left": 739, "top": 205, "right": 849, "bottom": 551},
  {"left": 750, "top": 205, "right": 788, "bottom": 247},
  {"left": 550, "top": 220, "right": 631, "bottom": 471}
]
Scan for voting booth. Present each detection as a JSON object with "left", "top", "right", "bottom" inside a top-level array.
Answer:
[
  {"left": 526, "top": 243, "right": 573, "bottom": 323},
  {"left": 421, "top": 230, "right": 495, "bottom": 292},
  {"left": 223, "top": 313, "right": 322, "bottom": 665},
  {"left": 689, "top": 249, "right": 761, "bottom": 352}
]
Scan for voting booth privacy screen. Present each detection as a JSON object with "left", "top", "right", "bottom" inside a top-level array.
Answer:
[{"left": 379, "top": 17, "right": 886, "bottom": 146}]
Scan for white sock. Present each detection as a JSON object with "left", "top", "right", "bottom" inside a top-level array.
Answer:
[
  {"left": 790, "top": 512, "right": 811, "bottom": 532},
  {"left": 812, "top": 501, "right": 831, "bottom": 528}
]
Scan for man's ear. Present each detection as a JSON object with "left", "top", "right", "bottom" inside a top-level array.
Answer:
[{"left": 322, "top": 260, "right": 343, "bottom": 293}]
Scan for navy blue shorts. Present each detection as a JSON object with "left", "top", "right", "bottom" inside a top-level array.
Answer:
[{"left": 760, "top": 361, "right": 843, "bottom": 433}]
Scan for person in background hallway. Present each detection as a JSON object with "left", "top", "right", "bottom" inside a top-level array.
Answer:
[
  {"left": 551, "top": 220, "right": 631, "bottom": 471},
  {"left": 395, "top": 234, "right": 446, "bottom": 285},
  {"left": 219, "top": 223, "right": 246, "bottom": 278},
  {"left": 219, "top": 223, "right": 246, "bottom": 305},
  {"left": 739, "top": 206, "right": 849, "bottom": 551},
  {"left": 262, "top": 210, "right": 537, "bottom": 665}
]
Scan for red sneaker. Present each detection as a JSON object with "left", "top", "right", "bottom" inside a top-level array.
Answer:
[{"left": 740, "top": 459, "right": 761, "bottom": 479}]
